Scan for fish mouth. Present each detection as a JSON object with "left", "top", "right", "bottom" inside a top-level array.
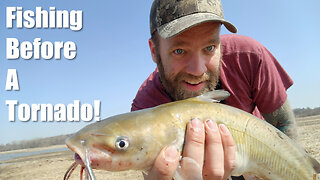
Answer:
[
  {"left": 65, "top": 143, "right": 85, "bottom": 166},
  {"left": 65, "top": 147, "right": 113, "bottom": 180},
  {"left": 74, "top": 153, "right": 85, "bottom": 166},
  {"left": 65, "top": 137, "right": 113, "bottom": 180},
  {"left": 64, "top": 150, "right": 97, "bottom": 180},
  {"left": 66, "top": 140, "right": 113, "bottom": 169}
]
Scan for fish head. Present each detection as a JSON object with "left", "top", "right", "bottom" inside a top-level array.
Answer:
[{"left": 65, "top": 113, "right": 163, "bottom": 171}]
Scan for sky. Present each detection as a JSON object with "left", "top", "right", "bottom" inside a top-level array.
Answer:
[{"left": 0, "top": 0, "right": 319, "bottom": 145}]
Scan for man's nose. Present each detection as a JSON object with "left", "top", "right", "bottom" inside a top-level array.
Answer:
[{"left": 185, "top": 53, "right": 207, "bottom": 76}]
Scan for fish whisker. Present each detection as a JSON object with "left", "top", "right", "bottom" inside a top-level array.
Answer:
[
  {"left": 84, "top": 148, "right": 96, "bottom": 180},
  {"left": 80, "top": 166, "right": 84, "bottom": 180},
  {"left": 85, "top": 167, "right": 90, "bottom": 180},
  {"left": 64, "top": 161, "right": 79, "bottom": 180}
]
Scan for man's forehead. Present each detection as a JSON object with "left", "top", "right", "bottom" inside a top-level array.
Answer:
[{"left": 167, "top": 36, "right": 220, "bottom": 47}]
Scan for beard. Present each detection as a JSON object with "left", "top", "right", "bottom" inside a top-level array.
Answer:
[{"left": 156, "top": 54, "right": 221, "bottom": 101}]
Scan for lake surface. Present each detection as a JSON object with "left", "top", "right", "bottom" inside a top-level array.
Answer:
[{"left": 0, "top": 147, "right": 69, "bottom": 162}]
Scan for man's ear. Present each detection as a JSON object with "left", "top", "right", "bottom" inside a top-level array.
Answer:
[{"left": 148, "top": 38, "right": 158, "bottom": 64}]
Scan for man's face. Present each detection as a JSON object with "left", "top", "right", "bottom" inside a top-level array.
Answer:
[{"left": 149, "top": 22, "right": 222, "bottom": 101}]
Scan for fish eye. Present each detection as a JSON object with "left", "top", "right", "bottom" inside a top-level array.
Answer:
[{"left": 115, "top": 136, "right": 129, "bottom": 150}]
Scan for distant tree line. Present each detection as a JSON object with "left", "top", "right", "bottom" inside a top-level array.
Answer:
[
  {"left": 0, "top": 134, "right": 72, "bottom": 152},
  {"left": 294, "top": 107, "right": 320, "bottom": 118}
]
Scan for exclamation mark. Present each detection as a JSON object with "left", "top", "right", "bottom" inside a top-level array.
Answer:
[{"left": 94, "top": 100, "right": 101, "bottom": 121}]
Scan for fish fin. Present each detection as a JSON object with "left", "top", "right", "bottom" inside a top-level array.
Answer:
[
  {"left": 196, "top": 90, "right": 230, "bottom": 103},
  {"left": 231, "top": 150, "right": 249, "bottom": 176},
  {"left": 307, "top": 154, "right": 320, "bottom": 173},
  {"left": 142, "top": 171, "right": 148, "bottom": 179},
  {"left": 173, "top": 171, "right": 184, "bottom": 180},
  {"left": 175, "top": 157, "right": 202, "bottom": 180}
]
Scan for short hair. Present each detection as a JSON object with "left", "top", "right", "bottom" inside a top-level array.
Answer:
[{"left": 151, "top": 31, "right": 159, "bottom": 49}]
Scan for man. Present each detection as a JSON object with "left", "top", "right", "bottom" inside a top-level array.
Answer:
[{"left": 131, "top": 0, "right": 297, "bottom": 179}]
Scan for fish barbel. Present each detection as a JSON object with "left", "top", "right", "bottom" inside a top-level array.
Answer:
[{"left": 65, "top": 90, "right": 320, "bottom": 180}]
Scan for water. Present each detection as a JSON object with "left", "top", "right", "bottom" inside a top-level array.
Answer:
[{"left": 0, "top": 147, "right": 69, "bottom": 162}]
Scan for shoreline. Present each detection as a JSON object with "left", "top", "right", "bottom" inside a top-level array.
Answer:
[
  {"left": 0, "top": 144, "right": 69, "bottom": 165},
  {"left": 0, "top": 144, "right": 67, "bottom": 155}
]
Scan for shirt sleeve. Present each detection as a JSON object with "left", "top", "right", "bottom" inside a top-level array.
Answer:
[
  {"left": 131, "top": 69, "right": 172, "bottom": 112},
  {"left": 252, "top": 46, "right": 293, "bottom": 114}
]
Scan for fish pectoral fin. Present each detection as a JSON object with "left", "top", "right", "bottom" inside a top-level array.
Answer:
[
  {"left": 142, "top": 171, "right": 148, "bottom": 179},
  {"left": 174, "top": 157, "right": 202, "bottom": 180},
  {"left": 195, "top": 90, "right": 230, "bottom": 103},
  {"left": 307, "top": 154, "right": 320, "bottom": 173}
]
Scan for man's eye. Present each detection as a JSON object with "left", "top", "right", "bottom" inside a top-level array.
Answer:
[
  {"left": 174, "top": 49, "right": 184, "bottom": 55},
  {"left": 205, "top": 45, "right": 215, "bottom": 52}
]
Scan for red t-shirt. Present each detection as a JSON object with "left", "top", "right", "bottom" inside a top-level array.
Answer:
[{"left": 131, "top": 34, "right": 293, "bottom": 119}]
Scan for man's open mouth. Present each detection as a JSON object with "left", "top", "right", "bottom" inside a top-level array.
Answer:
[{"left": 183, "top": 80, "right": 205, "bottom": 91}]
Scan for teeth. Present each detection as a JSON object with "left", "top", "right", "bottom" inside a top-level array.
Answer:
[{"left": 185, "top": 81, "right": 201, "bottom": 85}]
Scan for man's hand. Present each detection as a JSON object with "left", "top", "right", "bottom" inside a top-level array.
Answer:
[
  {"left": 144, "top": 118, "right": 236, "bottom": 180},
  {"left": 144, "top": 144, "right": 180, "bottom": 179}
]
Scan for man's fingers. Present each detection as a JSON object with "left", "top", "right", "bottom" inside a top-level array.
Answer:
[
  {"left": 145, "top": 145, "right": 180, "bottom": 180},
  {"left": 203, "top": 119, "right": 225, "bottom": 179},
  {"left": 219, "top": 124, "right": 236, "bottom": 178},
  {"left": 182, "top": 118, "right": 205, "bottom": 170}
]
